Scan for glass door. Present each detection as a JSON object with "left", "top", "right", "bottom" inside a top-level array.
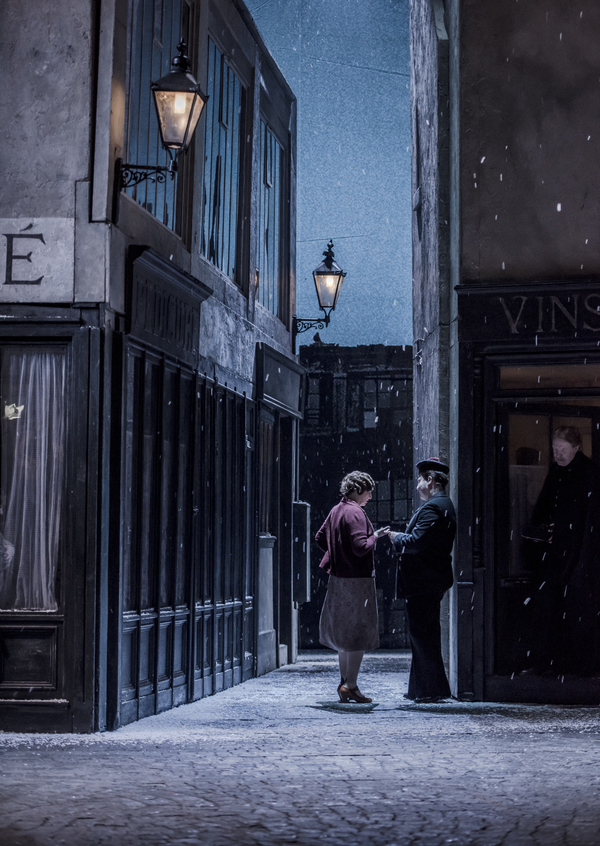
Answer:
[{"left": 493, "top": 364, "right": 600, "bottom": 679}]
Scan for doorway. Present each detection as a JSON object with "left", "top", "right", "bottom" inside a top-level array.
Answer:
[{"left": 490, "top": 361, "right": 600, "bottom": 681}]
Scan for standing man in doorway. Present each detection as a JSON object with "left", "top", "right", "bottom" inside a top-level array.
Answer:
[
  {"left": 387, "top": 459, "right": 456, "bottom": 702},
  {"left": 525, "top": 426, "right": 600, "bottom": 676}
]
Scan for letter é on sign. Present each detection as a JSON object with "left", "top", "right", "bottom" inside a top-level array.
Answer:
[{"left": 498, "top": 296, "right": 527, "bottom": 334}]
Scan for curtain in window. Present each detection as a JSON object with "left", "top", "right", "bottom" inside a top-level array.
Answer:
[{"left": 0, "top": 351, "right": 66, "bottom": 610}]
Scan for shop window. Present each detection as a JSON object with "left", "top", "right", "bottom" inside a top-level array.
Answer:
[
  {"left": 506, "top": 410, "right": 595, "bottom": 578},
  {"left": 200, "top": 39, "right": 244, "bottom": 281},
  {"left": 124, "top": 0, "right": 194, "bottom": 234},
  {"left": 257, "top": 121, "right": 285, "bottom": 318},
  {"left": 494, "top": 360, "right": 600, "bottom": 675},
  {"left": 0, "top": 350, "right": 66, "bottom": 611}
]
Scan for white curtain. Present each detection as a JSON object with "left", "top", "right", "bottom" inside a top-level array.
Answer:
[{"left": 0, "top": 351, "right": 66, "bottom": 610}]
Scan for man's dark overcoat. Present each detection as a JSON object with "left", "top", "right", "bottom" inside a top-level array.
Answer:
[
  {"left": 393, "top": 491, "right": 456, "bottom": 700},
  {"left": 528, "top": 450, "right": 600, "bottom": 674}
]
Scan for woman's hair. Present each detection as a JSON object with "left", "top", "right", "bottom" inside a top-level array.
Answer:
[
  {"left": 340, "top": 471, "right": 375, "bottom": 497},
  {"left": 553, "top": 426, "right": 582, "bottom": 448},
  {"left": 420, "top": 469, "right": 449, "bottom": 491}
]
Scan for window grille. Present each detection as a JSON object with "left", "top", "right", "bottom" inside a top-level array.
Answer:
[
  {"left": 257, "top": 121, "right": 284, "bottom": 316},
  {"left": 366, "top": 478, "right": 411, "bottom": 526},
  {"left": 124, "top": 0, "right": 193, "bottom": 233},
  {"left": 200, "top": 39, "right": 244, "bottom": 281},
  {"left": 345, "top": 377, "right": 411, "bottom": 432}
]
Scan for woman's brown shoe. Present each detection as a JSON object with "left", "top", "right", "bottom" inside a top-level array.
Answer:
[{"left": 338, "top": 684, "right": 372, "bottom": 703}]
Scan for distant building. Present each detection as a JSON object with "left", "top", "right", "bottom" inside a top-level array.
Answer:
[
  {"left": 0, "top": 0, "right": 304, "bottom": 732},
  {"left": 299, "top": 344, "right": 413, "bottom": 650}
]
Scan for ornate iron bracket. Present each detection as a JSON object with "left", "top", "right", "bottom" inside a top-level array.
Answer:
[
  {"left": 293, "top": 313, "right": 331, "bottom": 335},
  {"left": 117, "top": 160, "right": 175, "bottom": 189}
]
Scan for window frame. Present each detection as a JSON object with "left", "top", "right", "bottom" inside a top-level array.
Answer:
[
  {"left": 122, "top": 0, "right": 198, "bottom": 242},
  {"left": 198, "top": 35, "right": 248, "bottom": 288},
  {"left": 257, "top": 58, "right": 292, "bottom": 327}
]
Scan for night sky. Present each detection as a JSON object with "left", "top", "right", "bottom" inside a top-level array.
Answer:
[{"left": 244, "top": 0, "right": 412, "bottom": 348}]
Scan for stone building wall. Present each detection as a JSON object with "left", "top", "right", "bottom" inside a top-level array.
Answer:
[
  {"left": 410, "top": 0, "right": 451, "bottom": 468},
  {"left": 458, "top": 0, "right": 600, "bottom": 282}
]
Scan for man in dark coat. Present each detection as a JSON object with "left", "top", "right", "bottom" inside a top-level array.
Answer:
[
  {"left": 388, "top": 458, "right": 456, "bottom": 702},
  {"left": 525, "top": 426, "right": 600, "bottom": 676}
]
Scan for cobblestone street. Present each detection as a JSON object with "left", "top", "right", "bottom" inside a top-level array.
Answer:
[{"left": 1, "top": 652, "right": 600, "bottom": 846}]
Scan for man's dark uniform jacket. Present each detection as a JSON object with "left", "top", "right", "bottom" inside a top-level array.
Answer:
[
  {"left": 393, "top": 492, "right": 456, "bottom": 597},
  {"left": 392, "top": 490, "right": 456, "bottom": 700}
]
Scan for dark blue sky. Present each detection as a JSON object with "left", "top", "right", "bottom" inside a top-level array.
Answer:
[{"left": 244, "top": 0, "right": 412, "bottom": 347}]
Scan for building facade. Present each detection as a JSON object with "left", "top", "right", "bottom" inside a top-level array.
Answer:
[
  {"left": 412, "top": 0, "right": 600, "bottom": 703},
  {"left": 299, "top": 343, "right": 414, "bottom": 650},
  {"left": 0, "top": 0, "right": 305, "bottom": 732}
]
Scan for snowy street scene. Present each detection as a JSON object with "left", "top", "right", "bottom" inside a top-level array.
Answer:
[{"left": 2, "top": 0, "right": 600, "bottom": 843}]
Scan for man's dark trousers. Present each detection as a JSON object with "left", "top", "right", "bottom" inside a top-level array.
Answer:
[{"left": 405, "top": 591, "right": 451, "bottom": 700}]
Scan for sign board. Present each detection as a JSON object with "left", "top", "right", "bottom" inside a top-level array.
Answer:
[
  {"left": 128, "top": 249, "right": 212, "bottom": 366},
  {"left": 256, "top": 343, "right": 305, "bottom": 419},
  {"left": 457, "top": 282, "right": 600, "bottom": 343},
  {"left": 0, "top": 219, "right": 74, "bottom": 302}
]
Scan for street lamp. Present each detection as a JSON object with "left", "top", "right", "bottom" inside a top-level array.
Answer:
[
  {"left": 294, "top": 240, "right": 346, "bottom": 335},
  {"left": 117, "top": 40, "right": 208, "bottom": 189}
]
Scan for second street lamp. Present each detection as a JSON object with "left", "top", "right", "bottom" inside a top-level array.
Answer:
[{"left": 294, "top": 240, "right": 346, "bottom": 335}]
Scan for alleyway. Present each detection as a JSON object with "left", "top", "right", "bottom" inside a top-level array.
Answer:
[{"left": 1, "top": 651, "right": 599, "bottom": 846}]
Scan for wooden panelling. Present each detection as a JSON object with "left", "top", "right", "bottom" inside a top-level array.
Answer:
[
  {"left": 0, "top": 626, "right": 58, "bottom": 689},
  {"left": 118, "top": 340, "right": 254, "bottom": 725}
]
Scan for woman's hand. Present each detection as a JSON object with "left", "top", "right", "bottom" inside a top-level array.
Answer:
[{"left": 374, "top": 526, "right": 390, "bottom": 539}]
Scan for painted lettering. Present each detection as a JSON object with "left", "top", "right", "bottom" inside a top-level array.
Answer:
[
  {"left": 3, "top": 233, "right": 46, "bottom": 284},
  {"left": 498, "top": 296, "right": 527, "bottom": 334},
  {"left": 536, "top": 296, "right": 544, "bottom": 333},
  {"left": 136, "top": 277, "right": 197, "bottom": 353},
  {"left": 583, "top": 294, "right": 600, "bottom": 332},
  {"left": 550, "top": 295, "right": 578, "bottom": 332}
]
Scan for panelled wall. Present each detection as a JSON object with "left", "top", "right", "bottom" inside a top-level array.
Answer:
[
  {"left": 109, "top": 248, "right": 257, "bottom": 728},
  {"left": 116, "top": 340, "right": 253, "bottom": 725}
]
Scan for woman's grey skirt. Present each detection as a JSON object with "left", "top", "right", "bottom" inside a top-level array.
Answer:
[{"left": 319, "top": 574, "right": 379, "bottom": 652}]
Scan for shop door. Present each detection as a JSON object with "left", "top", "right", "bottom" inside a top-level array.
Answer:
[
  {"left": 0, "top": 330, "right": 94, "bottom": 732},
  {"left": 494, "top": 403, "right": 600, "bottom": 676}
]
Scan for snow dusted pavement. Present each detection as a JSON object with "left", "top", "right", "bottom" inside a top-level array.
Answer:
[{"left": 1, "top": 651, "right": 600, "bottom": 846}]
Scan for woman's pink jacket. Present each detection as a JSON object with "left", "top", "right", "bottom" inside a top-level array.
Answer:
[{"left": 315, "top": 498, "right": 377, "bottom": 578}]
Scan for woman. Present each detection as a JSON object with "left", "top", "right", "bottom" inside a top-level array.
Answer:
[{"left": 316, "top": 471, "right": 388, "bottom": 703}]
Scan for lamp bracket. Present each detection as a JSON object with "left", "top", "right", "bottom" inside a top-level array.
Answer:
[
  {"left": 118, "top": 162, "right": 176, "bottom": 189},
  {"left": 293, "top": 314, "right": 331, "bottom": 335}
]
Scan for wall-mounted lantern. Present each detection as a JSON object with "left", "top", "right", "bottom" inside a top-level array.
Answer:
[
  {"left": 293, "top": 240, "right": 346, "bottom": 335},
  {"left": 116, "top": 40, "right": 208, "bottom": 189}
]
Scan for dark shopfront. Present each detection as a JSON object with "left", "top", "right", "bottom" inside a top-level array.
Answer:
[
  {"left": 455, "top": 281, "right": 600, "bottom": 705},
  {"left": 0, "top": 250, "right": 304, "bottom": 732}
]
